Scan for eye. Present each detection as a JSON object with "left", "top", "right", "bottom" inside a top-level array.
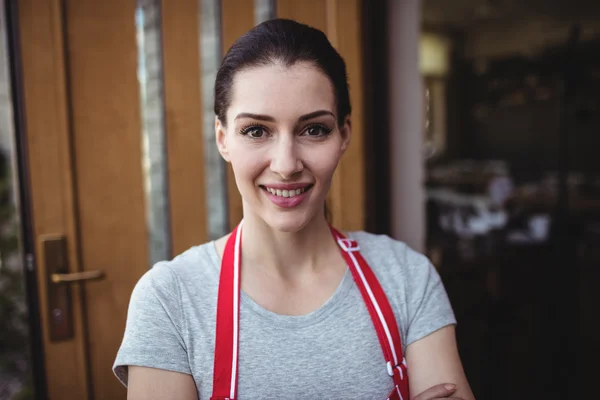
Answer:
[
  {"left": 303, "top": 124, "right": 332, "bottom": 137},
  {"left": 239, "top": 125, "right": 267, "bottom": 139}
]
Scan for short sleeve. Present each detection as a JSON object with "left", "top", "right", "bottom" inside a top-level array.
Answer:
[
  {"left": 113, "top": 263, "right": 191, "bottom": 386},
  {"left": 404, "top": 252, "right": 456, "bottom": 347}
]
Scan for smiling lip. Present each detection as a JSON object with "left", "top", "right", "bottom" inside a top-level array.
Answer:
[
  {"left": 261, "top": 183, "right": 312, "bottom": 190},
  {"left": 260, "top": 183, "right": 313, "bottom": 208}
]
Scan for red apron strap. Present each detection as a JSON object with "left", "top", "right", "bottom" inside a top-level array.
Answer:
[
  {"left": 211, "top": 223, "right": 243, "bottom": 400},
  {"left": 211, "top": 223, "right": 409, "bottom": 399},
  {"left": 331, "top": 227, "right": 410, "bottom": 398}
]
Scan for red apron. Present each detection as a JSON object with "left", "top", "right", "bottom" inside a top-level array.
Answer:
[{"left": 210, "top": 222, "right": 410, "bottom": 400}]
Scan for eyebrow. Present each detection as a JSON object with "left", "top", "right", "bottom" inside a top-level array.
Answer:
[
  {"left": 234, "top": 113, "right": 275, "bottom": 122},
  {"left": 298, "top": 110, "right": 336, "bottom": 121},
  {"left": 234, "top": 110, "right": 335, "bottom": 123}
]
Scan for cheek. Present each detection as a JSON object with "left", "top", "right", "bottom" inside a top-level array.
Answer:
[
  {"left": 301, "top": 143, "right": 342, "bottom": 182},
  {"left": 228, "top": 142, "right": 267, "bottom": 185}
]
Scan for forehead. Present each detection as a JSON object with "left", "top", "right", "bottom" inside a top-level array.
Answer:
[{"left": 228, "top": 62, "right": 336, "bottom": 121}]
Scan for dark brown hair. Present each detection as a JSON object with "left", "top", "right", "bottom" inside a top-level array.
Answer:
[{"left": 214, "top": 18, "right": 351, "bottom": 127}]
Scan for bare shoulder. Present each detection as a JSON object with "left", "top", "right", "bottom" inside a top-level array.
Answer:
[{"left": 127, "top": 366, "right": 198, "bottom": 400}]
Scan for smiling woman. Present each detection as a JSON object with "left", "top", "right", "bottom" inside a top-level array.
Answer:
[
  {"left": 216, "top": 60, "right": 349, "bottom": 233},
  {"left": 113, "top": 19, "right": 474, "bottom": 400}
]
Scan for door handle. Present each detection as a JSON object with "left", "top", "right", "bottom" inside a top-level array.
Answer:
[{"left": 42, "top": 235, "right": 105, "bottom": 341}]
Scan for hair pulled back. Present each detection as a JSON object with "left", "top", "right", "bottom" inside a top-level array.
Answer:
[{"left": 214, "top": 18, "right": 351, "bottom": 127}]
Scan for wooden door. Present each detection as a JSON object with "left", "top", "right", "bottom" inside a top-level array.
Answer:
[
  {"left": 17, "top": 0, "right": 206, "bottom": 399},
  {"left": 16, "top": 0, "right": 365, "bottom": 398}
]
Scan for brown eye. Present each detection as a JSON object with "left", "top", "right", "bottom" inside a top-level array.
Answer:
[
  {"left": 303, "top": 124, "right": 332, "bottom": 137},
  {"left": 248, "top": 127, "right": 264, "bottom": 138},
  {"left": 240, "top": 125, "right": 267, "bottom": 138}
]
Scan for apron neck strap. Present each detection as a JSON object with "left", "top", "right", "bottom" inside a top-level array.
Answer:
[
  {"left": 211, "top": 222, "right": 409, "bottom": 399},
  {"left": 211, "top": 222, "right": 243, "bottom": 400},
  {"left": 329, "top": 228, "right": 407, "bottom": 380}
]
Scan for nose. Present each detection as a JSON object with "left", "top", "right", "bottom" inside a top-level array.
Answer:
[{"left": 269, "top": 135, "right": 303, "bottom": 179}]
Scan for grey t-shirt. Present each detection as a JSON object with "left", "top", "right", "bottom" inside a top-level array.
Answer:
[{"left": 113, "top": 231, "right": 456, "bottom": 399}]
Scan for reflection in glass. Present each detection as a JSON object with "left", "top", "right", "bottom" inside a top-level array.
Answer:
[
  {"left": 0, "top": 1, "right": 33, "bottom": 398},
  {"left": 136, "top": 0, "right": 171, "bottom": 265},
  {"left": 200, "top": 0, "right": 229, "bottom": 239}
]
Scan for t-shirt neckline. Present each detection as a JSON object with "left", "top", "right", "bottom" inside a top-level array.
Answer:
[{"left": 206, "top": 241, "right": 355, "bottom": 329}]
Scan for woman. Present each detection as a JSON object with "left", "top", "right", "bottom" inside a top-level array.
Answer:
[{"left": 114, "top": 19, "right": 474, "bottom": 400}]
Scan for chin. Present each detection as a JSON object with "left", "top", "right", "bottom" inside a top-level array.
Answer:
[{"left": 261, "top": 210, "right": 317, "bottom": 233}]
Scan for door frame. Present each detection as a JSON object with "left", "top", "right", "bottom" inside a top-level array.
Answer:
[
  {"left": 6, "top": 0, "right": 48, "bottom": 398},
  {"left": 13, "top": 0, "right": 92, "bottom": 398}
]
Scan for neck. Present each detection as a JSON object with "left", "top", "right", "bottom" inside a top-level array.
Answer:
[{"left": 241, "top": 210, "right": 337, "bottom": 280}]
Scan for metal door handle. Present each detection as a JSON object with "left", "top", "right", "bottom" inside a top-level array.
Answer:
[
  {"left": 51, "top": 270, "right": 104, "bottom": 284},
  {"left": 42, "top": 235, "right": 105, "bottom": 341}
]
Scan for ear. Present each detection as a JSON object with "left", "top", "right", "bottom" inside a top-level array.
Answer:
[
  {"left": 339, "top": 116, "right": 352, "bottom": 154},
  {"left": 215, "top": 117, "right": 230, "bottom": 162}
]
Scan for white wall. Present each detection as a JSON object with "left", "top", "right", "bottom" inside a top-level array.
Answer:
[{"left": 388, "top": 0, "right": 425, "bottom": 252}]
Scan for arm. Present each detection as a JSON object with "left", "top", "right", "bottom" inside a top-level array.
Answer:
[
  {"left": 113, "top": 265, "right": 194, "bottom": 395},
  {"left": 128, "top": 366, "right": 198, "bottom": 400},
  {"left": 406, "top": 325, "right": 475, "bottom": 400}
]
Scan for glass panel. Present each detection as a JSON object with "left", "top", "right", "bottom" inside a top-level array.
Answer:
[
  {"left": 199, "top": 0, "right": 275, "bottom": 240},
  {"left": 136, "top": 0, "right": 171, "bottom": 265},
  {"left": 0, "top": 1, "right": 33, "bottom": 398},
  {"left": 200, "top": 0, "right": 229, "bottom": 239},
  {"left": 422, "top": 1, "right": 600, "bottom": 398},
  {"left": 255, "top": 0, "right": 275, "bottom": 24}
]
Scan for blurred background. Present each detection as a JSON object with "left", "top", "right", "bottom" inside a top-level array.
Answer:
[{"left": 0, "top": 0, "right": 598, "bottom": 399}]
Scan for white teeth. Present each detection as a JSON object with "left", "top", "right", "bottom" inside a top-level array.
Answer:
[{"left": 265, "top": 186, "right": 308, "bottom": 197}]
